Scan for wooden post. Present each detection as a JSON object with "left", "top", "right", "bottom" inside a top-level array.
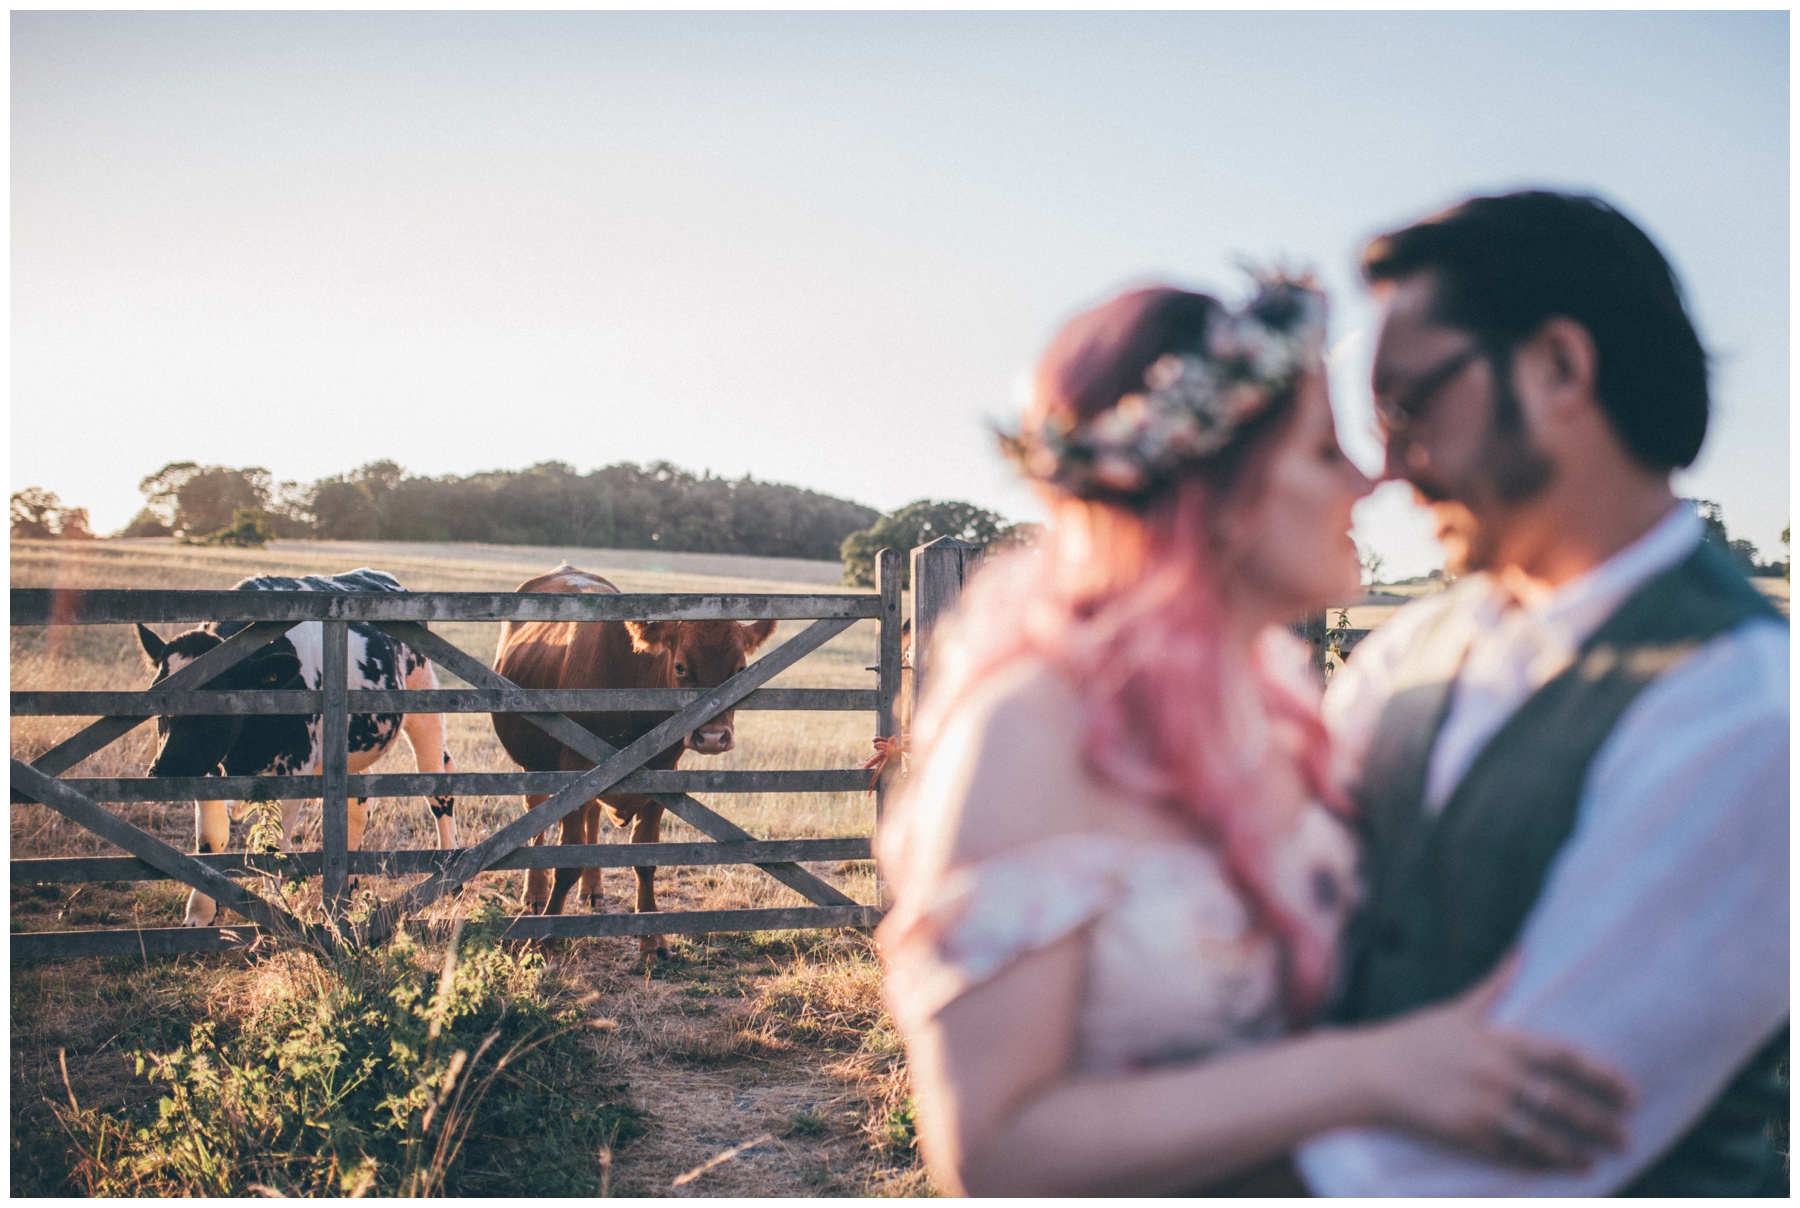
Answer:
[
  {"left": 320, "top": 620, "right": 350, "bottom": 920},
  {"left": 873, "top": 547, "right": 904, "bottom": 911},
  {"left": 874, "top": 548, "right": 905, "bottom": 750},
  {"left": 1292, "top": 611, "right": 1329, "bottom": 679},
  {"left": 909, "top": 536, "right": 982, "bottom": 712}
]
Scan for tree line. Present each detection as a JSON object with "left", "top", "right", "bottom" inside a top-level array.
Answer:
[
  {"left": 1692, "top": 499, "right": 1788, "bottom": 579},
  {"left": 22, "top": 464, "right": 1775, "bottom": 584},
  {"left": 75, "top": 459, "right": 881, "bottom": 562},
  {"left": 14, "top": 460, "right": 1051, "bottom": 589},
  {"left": 13, "top": 460, "right": 1040, "bottom": 585}
]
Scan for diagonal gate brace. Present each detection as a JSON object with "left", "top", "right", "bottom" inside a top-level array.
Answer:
[
  {"left": 19, "top": 620, "right": 299, "bottom": 790},
  {"left": 380, "top": 621, "right": 856, "bottom": 909},
  {"left": 650, "top": 793, "right": 855, "bottom": 905},
  {"left": 362, "top": 616, "right": 857, "bottom": 943},
  {"left": 11, "top": 759, "right": 312, "bottom": 939}
]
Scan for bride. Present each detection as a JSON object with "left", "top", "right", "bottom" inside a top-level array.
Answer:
[{"left": 874, "top": 277, "right": 1633, "bottom": 1196}]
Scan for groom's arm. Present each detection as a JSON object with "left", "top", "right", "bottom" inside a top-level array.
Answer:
[{"left": 1298, "top": 619, "right": 1789, "bottom": 1196}]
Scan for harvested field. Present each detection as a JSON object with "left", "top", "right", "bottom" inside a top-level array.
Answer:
[{"left": 11, "top": 538, "right": 925, "bottom": 1196}]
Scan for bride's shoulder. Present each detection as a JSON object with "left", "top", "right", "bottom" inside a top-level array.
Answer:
[
  {"left": 907, "top": 658, "right": 1110, "bottom": 867},
  {"left": 951, "top": 655, "right": 1081, "bottom": 742}
]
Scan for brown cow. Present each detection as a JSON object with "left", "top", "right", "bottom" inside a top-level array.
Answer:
[{"left": 491, "top": 563, "right": 776, "bottom": 957}]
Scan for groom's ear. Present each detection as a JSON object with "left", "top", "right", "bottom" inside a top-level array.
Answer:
[
  {"left": 1544, "top": 318, "right": 1596, "bottom": 387},
  {"left": 1517, "top": 317, "right": 1599, "bottom": 424}
]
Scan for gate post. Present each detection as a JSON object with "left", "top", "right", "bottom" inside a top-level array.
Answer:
[
  {"left": 873, "top": 547, "right": 904, "bottom": 910},
  {"left": 1292, "top": 611, "right": 1329, "bottom": 679},
  {"left": 909, "top": 536, "right": 982, "bottom": 713},
  {"left": 321, "top": 620, "right": 350, "bottom": 921}
]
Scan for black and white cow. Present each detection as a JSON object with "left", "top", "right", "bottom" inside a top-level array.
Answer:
[{"left": 135, "top": 568, "right": 458, "bottom": 926}]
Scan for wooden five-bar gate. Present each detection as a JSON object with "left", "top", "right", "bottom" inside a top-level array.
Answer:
[{"left": 10, "top": 544, "right": 990, "bottom": 963}]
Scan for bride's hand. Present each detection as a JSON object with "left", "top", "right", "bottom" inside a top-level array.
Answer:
[{"left": 1352, "top": 956, "right": 1636, "bottom": 1170}]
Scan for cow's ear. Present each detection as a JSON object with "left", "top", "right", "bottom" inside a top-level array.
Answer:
[
  {"left": 624, "top": 620, "right": 680, "bottom": 655},
  {"left": 137, "top": 623, "right": 168, "bottom": 667},
  {"left": 739, "top": 618, "right": 777, "bottom": 654}
]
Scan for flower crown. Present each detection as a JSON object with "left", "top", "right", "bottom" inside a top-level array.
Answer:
[{"left": 998, "top": 275, "right": 1328, "bottom": 499}]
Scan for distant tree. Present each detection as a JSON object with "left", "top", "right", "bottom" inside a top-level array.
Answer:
[
  {"left": 135, "top": 461, "right": 199, "bottom": 531},
  {"left": 10, "top": 488, "right": 95, "bottom": 540},
  {"left": 307, "top": 476, "right": 381, "bottom": 540},
  {"left": 56, "top": 507, "right": 95, "bottom": 540},
  {"left": 13, "top": 488, "right": 66, "bottom": 539},
  {"left": 137, "top": 462, "right": 272, "bottom": 539},
  {"left": 1356, "top": 541, "right": 1387, "bottom": 587},
  {"left": 10, "top": 488, "right": 59, "bottom": 539},
  {"left": 265, "top": 479, "right": 317, "bottom": 538},
  {"left": 381, "top": 474, "right": 458, "bottom": 542},
  {"left": 1691, "top": 498, "right": 1730, "bottom": 546},
  {"left": 118, "top": 508, "right": 173, "bottom": 538},
  {"left": 196, "top": 507, "right": 276, "bottom": 548},
  {"left": 841, "top": 499, "right": 1011, "bottom": 588},
  {"left": 1688, "top": 498, "right": 1784, "bottom": 577}
]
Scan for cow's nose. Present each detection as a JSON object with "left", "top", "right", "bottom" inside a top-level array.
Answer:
[{"left": 689, "top": 728, "right": 734, "bottom": 754}]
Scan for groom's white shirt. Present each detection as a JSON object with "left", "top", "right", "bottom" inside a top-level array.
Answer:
[{"left": 1297, "top": 503, "right": 1789, "bottom": 1196}]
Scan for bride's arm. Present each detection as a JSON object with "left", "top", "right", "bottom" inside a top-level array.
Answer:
[{"left": 912, "top": 931, "right": 1630, "bottom": 1197}]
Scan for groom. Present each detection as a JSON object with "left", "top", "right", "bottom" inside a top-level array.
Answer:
[{"left": 1299, "top": 191, "right": 1788, "bottom": 1195}]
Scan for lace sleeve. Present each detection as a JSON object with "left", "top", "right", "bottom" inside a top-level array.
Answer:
[{"left": 877, "top": 833, "right": 1135, "bottom": 1027}]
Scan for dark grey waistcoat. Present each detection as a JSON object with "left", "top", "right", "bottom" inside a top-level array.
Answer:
[{"left": 1334, "top": 539, "right": 1787, "bottom": 1197}]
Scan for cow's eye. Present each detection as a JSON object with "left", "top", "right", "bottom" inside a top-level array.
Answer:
[{"left": 673, "top": 662, "right": 688, "bottom": 677}]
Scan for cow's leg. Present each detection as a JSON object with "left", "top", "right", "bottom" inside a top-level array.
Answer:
[
  {"left": 630, "top": 801, "right": 668, "bottom": 959},
  {"left": 347, "top": 797, "right": 369, "bottom": 897},
  {"left": 399, "top": 709, "right": 458, "bottom": 848},
  {"left": 182, "top": 798, "right": 232, "bottom": 927},
  {"left": 545, "top": 807, "right": 587, "bottom": 916},
  {"left": 280, "top": 797, "right": 305, "bottom": 851},
  {"left": 523, "top": 795, "right": 554, "bottom": 913},
  {"left": 580, "top": 800, "right": 605, "bottom": 912},
  {"left": 433, "top": 749, "right": 459, "bottom": 849}
]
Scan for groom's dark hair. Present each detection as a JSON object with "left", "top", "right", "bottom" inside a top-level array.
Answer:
[{"left": 1362, "top": 190, "right": 1708, "bottom": 471}]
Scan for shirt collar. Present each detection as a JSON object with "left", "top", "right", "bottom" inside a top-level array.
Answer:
[{"left": 1474, "top": 502, "right": 1703, "bottom": 649}]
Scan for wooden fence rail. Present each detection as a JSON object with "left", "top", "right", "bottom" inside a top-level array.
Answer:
[
  {"left": 13, "top": 589, "right": 881, "bottom": 626},
  {"left": 11, "top": 549, "right": 910, "bottom": 961},
  {"left": 13, "top": 687, "right": 877, "bottom": 716}
]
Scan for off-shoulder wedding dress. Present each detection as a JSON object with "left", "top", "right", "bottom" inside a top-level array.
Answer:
[{"left": 879, "top": 662, "right": 1358, "bottom": 1071}]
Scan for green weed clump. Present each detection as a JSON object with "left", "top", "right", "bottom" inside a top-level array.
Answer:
[{"left": 56, "top": 910, "right": 640, "bottom": 1197}]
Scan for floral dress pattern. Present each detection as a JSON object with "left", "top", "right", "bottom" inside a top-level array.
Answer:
[{"left": 880, "top": 806, "right": 1359, "bottom": 1073}]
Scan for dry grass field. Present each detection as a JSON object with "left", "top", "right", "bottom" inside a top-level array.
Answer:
[{"left": 11, "top": 538, "right": 927, "bottom": 1197}]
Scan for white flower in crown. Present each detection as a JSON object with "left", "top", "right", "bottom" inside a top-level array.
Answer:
[
  {"left": 998, "top": 274, "right": 1327, "bottom": 498},
  {"left": 1139, "top": 354, "right": 1242, "bottom": 456}
]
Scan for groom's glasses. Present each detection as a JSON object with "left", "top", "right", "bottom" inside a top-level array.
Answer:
[{"left": 1373, "top": 345, "right": 1482, "bottom": 438}]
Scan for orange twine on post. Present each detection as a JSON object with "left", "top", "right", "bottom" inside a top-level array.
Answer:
[{"left": 856, "top": 734, "right": 911, "bottom": 788}]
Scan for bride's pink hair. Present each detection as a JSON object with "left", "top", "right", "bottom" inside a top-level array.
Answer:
[{"left": 909, "top": 286, "right": 1350, "bottom": 1022}]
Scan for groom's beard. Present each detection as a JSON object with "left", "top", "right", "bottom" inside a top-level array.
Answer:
[{"left": 1410, "top": 375, "right": 1556, "bottom": 576}]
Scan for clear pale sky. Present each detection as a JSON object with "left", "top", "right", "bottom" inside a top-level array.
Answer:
[{"left": 13, "top": 11, "right": 1789, "bottom": 577}]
